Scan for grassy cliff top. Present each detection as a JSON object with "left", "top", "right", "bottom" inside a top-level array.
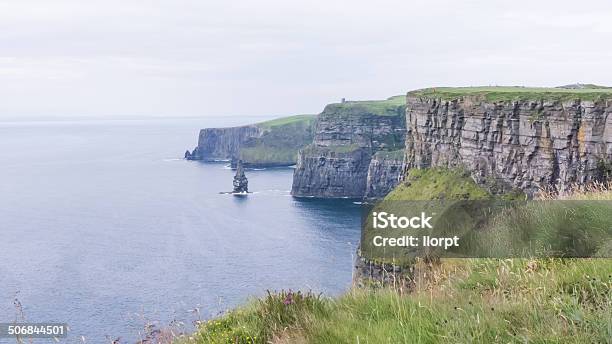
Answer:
[
  {"left": 324, "top": 95, "right": 405, "bottom": 116},
  {"left": 255, "top": 114, "right": 316, "bottom": 129},
  {"left": 409, "top": 86, "right": 612, "bottom": 102},
  {"left": 385, "top": 168, "right": 491, "bottom": 201},
  {"left": 237, "top": 115, "right": 316, "bottom": 165}
]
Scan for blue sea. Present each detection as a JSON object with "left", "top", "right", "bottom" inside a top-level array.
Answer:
[{"left": 0, "top": 118, "right": 361, "bottom": 342}]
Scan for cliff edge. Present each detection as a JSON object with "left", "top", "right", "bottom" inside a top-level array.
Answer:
[
  {"left": 291, "top": 97, "right": 406, "bottom": 199},
  {"left": 186, "top": 115, "right": 316, "bottom": 168},
  {"left": 404, "top": 87, "right": 612, "bottom": 195}
]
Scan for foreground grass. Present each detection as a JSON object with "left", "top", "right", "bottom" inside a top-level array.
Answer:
[
  {"left": 179, "top": 180, "right": 612, "bottom": 344},
  {"left": 179, "top": 258, "right": 611, "bottom": 344}
]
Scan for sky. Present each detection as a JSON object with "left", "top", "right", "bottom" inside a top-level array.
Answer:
[{"left": 1, "top": 0, "right": 612, "bottom": 119}]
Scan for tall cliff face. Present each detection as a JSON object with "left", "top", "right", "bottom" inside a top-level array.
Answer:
[
  {"left": 291, "top": 146, "right": 373, "bottom": 198},
  {"left": 404, "top": 94, "right": 612, "bottom": 195},
  {"left": 313, "top": 103, "right": 406, "bottom": 149},
  {"left": 194, "top": 125, "right": 262, "bottom": 161},
  {"left": 291, "top": 98, "right": 406, "bottom": 198},
  {"left": 364, "top": 150, "right": 404, "bottom": 199}
]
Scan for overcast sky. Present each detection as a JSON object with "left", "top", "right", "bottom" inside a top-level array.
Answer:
[{"left": 1, "top": 0, "right": 611, "bottom": 119}]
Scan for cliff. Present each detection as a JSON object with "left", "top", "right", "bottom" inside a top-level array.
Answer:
[
  {"left": 186, "top": 115, "right": 316, "bottom": 167},
  {"left": 364, "top": 150, "right": 404, "bottom": 199},
  {"left": 187, "top": 125, "right": 261, "bottom": 161},
  {"left": 187, "top": 86, "right": 611, "bottom": 199},
  {"left": 404, "top": 87, "right": 612, "bottom": 195},
  {"left": 291, "top": 97, "right": 406, "bottom": 198},
  {"left": 291, "top": 145, "right": 372, "bottom": 198}
]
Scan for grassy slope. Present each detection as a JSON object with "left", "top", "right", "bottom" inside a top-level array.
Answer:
[
  {"left": 255, "top": 115, "right": 316, "bottom": 129},
  {"left": 182, "top": 259, "right": 611, "bottom": 343},
  {"left": 231, "top": 94, "right": 408, "bottom": 165},
  {"left": 238, "top": 115, "right": 316, "bottom": 165},
  {"left": 236, "top": 94, "right": 406, "bottom": 165},
  {"left": 329, "top": 95, "right": 406, "bottom": 115},
  {"left": 385, "top": 168, "right": 491, "bottom": 201},
  {"left": 409, "top": 86, "right": 612, "bottom": 102},
  {"left": 180, "top": 171, "right": 611, "bottom": 344}
]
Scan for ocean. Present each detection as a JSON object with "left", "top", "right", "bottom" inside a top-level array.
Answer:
[{"left": 0, "top": 118, "right": 361, "bottom": 342}]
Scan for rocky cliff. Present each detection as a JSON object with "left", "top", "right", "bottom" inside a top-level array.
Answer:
[
  {"left": 186, "top": 115, "right": 316, "bottom": 167},
  {"left": 364, "top": 150, "right": 404, "bottom": 199},
  {"left": 404, "top": 88, "right": 612, "bottom": 195},
  {"left": 188, "top": 125, "right": 262, "bottom": 161},
  {"left": 291, "top": 97, "right": 406, "bottom": 198},
  {"left": 291, "top": 145, "right": 373, "bottom": 198}
]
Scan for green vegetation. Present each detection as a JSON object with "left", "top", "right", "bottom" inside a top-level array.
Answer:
[
  {"left": 385, "top": 168, "right": 491, "bottom": 201},
  {"left": 327, "top": 95, "right": 406, "bottom": 116},
  {"left": 239, "top": 146, "right": 299, "bottom": 166},
  {"left": 180, "top": 257, "right": 611, "bottom": 344},
  {"left": 238, "top": 115, "right": 316, "bottom": 166},
  {"left": 409, "top": 86, "right": 612, "bottom": 102},
  {"left": 256, "top": 115, "right": 316, "bottom": 130},
  {"left": 369, "top": 169, "right": 610, "bottom": 261},
  {"left": 178, "top": 174, "right": 612, "bottom": 343}
]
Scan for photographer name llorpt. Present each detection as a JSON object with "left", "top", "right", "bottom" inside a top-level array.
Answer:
[{"left": 372, "top": 235, "right": 460, "bottom": 250}]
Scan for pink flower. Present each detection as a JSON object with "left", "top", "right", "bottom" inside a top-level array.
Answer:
[{"left": 283, "top": 292, "right": 294, "bottom": 305}]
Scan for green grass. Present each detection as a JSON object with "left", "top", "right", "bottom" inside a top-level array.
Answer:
[
  {"left": 256, "top": 115, "right": 316, "bottom": 130},
  {"left": 239, "top": 146, "right": 299, "bottom": 165},
  {"left": 178, "top": 179, "right": 612, "bottom": 344},
  {"left": 180, "top": 258, "right": 611, "bottom": 344},
  {"left": 238, "top": 115, "right": 316, "bottom": 166},
  {"left": 409, "top": 86, "right": 612, "bottom": 102},
  {"left": 385, "top": 168, "right": 491, "bottom": 201},
  {"left": 366, "top": 169, "right": 609, "bottom": 262},
  {"left": 325, "top": 95, "right": 406, "bottom": 116}
]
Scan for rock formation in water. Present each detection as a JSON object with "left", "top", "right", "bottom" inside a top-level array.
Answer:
[
  {"left": 291, "top": 97, "right": 406, "bottom": 199},
  {"left": 184, "top": 147, "right": 200, "bottom": 160},
  {"left": 233, "top": 160, "right": 249, "bottom": 193},
  {"left": 403, "top": 91, "right": 612, "bottom": 195}
]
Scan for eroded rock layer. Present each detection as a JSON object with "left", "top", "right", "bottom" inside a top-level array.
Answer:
[
  {"left": 404, "top": 96, "right": 612, "bottom": 195},
  {"left": 291, "top": 101, "right": 406, "bottom": 198}
]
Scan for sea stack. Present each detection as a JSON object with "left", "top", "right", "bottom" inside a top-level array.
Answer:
[{"left": 233, "top": 160, "right": 249, "bottom": 193}]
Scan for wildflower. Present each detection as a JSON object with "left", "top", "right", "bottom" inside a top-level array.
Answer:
[{"left": 283, "top": 292, "right": 294, "bottom": 305}]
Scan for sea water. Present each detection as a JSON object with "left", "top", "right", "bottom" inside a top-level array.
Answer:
[{"left": 0, "top": 118, "right": 361, "bottom": 341}]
